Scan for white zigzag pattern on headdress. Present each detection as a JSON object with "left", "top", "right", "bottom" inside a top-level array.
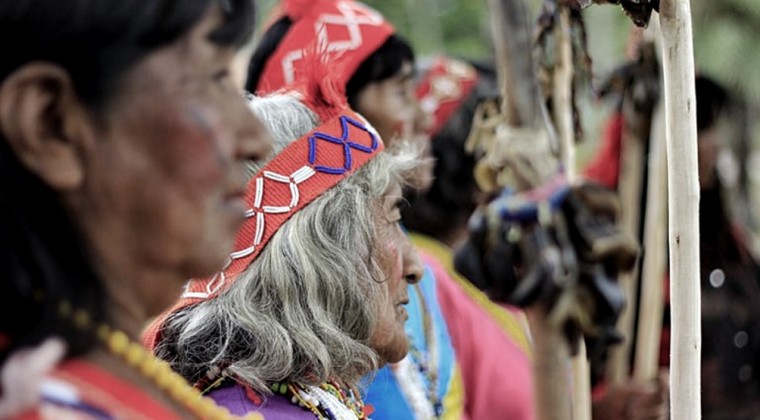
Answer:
[
  {"left": 180, "top": 113, "right": 380, "bottom": 301},
  {"left": 181, "top": 165, "right": 316, "bottom": 299},
  {"left": 420, "top": 60, "right": 475, "bottom": 115},
  {"left": 281, "top": 1, "right": 385, "bottom": 85}
]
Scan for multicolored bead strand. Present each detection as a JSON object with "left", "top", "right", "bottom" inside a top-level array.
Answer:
[
  {"left": 57, "top": 301, "right": 263, "bottom": 420},
  {"left": 268, "top": 380, "right": 368, "bottom": 420}
]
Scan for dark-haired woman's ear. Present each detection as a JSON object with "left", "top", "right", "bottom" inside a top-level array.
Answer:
[{"left": 0, "top": 63, "right": 95, "bottom": 191}]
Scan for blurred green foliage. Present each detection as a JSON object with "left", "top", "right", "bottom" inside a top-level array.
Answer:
[
  {"left": 362, "top": 0, "right": 760, "bottom": 102},
  {"left": 692, "top": 0, "right": 760, "bottom": 102},
  {"left": 363, "top": 0, "right": 490, "bottom": 60}
]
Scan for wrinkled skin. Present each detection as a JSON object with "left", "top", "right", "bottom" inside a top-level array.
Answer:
[{"left": 369, "top": 183, "right": 424, "bottom": 363}]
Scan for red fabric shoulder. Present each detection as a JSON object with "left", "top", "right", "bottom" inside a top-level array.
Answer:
[
  {"left": 582, "top": 112, "right": 623, "bottom": 189},
  {"left": 421, "top": 252, "right": 536, "bottom": 420},
  {"left": 25, "top": 359, "right": 181, "bottom": 420}
]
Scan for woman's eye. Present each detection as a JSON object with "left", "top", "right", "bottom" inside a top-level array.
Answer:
[
  {"left": 388, "top": 197, "right": 407, "bottom": 225},
  {"left": 399, "top": 92, "right": 416, "bottom": 109},
  {"left": 212, "top": 69, "right": 231, "bottom": 84}
]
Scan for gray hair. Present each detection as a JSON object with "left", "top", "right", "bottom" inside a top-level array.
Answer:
[{"left": 154, "top": 92, "right": 419, "bottom": 394}]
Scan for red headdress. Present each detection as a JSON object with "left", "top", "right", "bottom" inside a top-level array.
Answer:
[
  {"left": 142, "top": 57, "right": 384, "bottom": 350},
  {"left": 255, "top": 0, "right": 395, "bottom": 95},
  {"left": 416, "top": 56, "right": 479, "bottom": 137}
]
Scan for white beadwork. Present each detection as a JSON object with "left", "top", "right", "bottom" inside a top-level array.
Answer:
[
  {"left": 304, "top": 385, "right": 359, "bottom": 420},
  {"left": 419, "top": 59, "right": 477, "bottom": 119},
  {"left": 392, "top": 356, "right": 437, "bottom": 420},
  {"left": 182, "top": 271, "right": 226, "bottom": 299},
  {"left": 181, "top": 164, "right": 317, "bottom": 300},
  {"left": 280, "top": 1, "right": 386, "bottom": 85}
]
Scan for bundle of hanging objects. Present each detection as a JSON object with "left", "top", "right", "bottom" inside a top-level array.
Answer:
[{"left": 452, "top": 0, "right": 640, "bottom": 363}]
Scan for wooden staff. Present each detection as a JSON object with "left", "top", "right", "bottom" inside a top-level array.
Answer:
[
  {"left": 570, "top": 343, "right": 591, "bottom": 420},
  {"left": 487, "top": 0, "right": 570, "bottom": 418},
  {"left": 606, "top": 25, "right": 663, "bottom": 385},
  {"left": 633, "top": 98, "right": 667, "bottom": 382},
  {"left": 605, "top": 53, "right": 648, "bottom": 387},
  {"left": 657, "top": 1, "right": 701, "bottom": 418},
  {"left": 527, "top": 307, "right": 573, "bottom": 420},
  {"left": 554, "top": 6, "right": 576, "bottom": 181},
  {"left": 551, "top": 6, "right": 592, "bottom": 420},
  {"left": 487, "top": 0, "right": 542, "bottom": 129},
  {"left": 624, "top": 10, "right": 666, "bottom": 384}
]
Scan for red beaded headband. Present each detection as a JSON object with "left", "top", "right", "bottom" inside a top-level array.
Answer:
[
  {"left": 255, "top": 0, "right": 395, "bottom": 95},
  {"left": 143, "top": 106, "right": 383, "bottom": 349},
  {"left": 416, "top": 56, "right": 479, "bottom": 137}
]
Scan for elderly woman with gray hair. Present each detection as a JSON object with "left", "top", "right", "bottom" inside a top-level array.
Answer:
[{"left": 143, "top": 83, "right": 423, "bottom": 419}]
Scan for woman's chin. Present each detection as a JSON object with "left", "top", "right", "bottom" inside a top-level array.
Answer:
[{"left": 379, "top": 336, "right": 410, "bottom": 364}]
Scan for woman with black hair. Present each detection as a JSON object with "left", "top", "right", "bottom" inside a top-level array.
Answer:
[
  {"left": 0, "top": 1, "right": 270, "bottom": 418},
  {"left": 249, "top": 0, "right": 434, "bottom": 191}
]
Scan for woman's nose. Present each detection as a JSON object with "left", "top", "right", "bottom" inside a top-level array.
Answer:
[
  {"left": 401, "top": 239, "right": 424, "bottom": 285},
  {"left": 414, "top": 100, "right": 435, "bottom": 137},
  {"left": 235, "top": 99, "right": 273, "bottom": 163}
]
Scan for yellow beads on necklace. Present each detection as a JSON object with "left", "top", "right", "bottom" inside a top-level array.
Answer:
[
  {"left": 57, "top": 301, "right": 263, "bottom": 420},
  {"left": 104, "top": 326, "right": 263, "bottom": 420}
]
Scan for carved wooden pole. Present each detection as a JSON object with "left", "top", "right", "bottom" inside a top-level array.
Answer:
[{"left": 658, "top": 1, "right": 701, "bottom": 418}]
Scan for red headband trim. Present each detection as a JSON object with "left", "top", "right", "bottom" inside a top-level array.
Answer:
[
  {"left": 416, "top": 57, "right": 479, "bottom": 136},
  {"left": 256, "top": 0, "right": 394, "bottom": 95},
  {"left": 142, "top": 108, "right": 383, "bottom": 350}
]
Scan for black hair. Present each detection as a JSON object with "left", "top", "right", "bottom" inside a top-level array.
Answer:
[
  {"left": 346, "top": 35, "right": 415, "bottom": 109},
  {"left": 247, "top": 15, "right": 294, "bottom": 93},
  {"left": 1, "top": 1, "right": 255, "bottom": 111},
  {"left": 402, "top": 61, "right": 498, "bottom": 244},
  {"left": 0, "top": 0, "right": 256, "bottom": 364},
  {"left": 696, "top": 74, "right": 729, "bottom": 132},
  {"left": 246, "top": 15, "right": 415, "bottom": 107}
]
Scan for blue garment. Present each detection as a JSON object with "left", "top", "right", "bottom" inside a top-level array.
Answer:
[{"left": 364, "top": 263, "right": 458, "bottom": 419}]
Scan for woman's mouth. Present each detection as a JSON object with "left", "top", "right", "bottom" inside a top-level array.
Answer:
[
  {"left": 395, "top": 299, "right": 409, "bottom": 321},
  {"left": 223, "top": 188, "right": 249, "bottom": 219}
]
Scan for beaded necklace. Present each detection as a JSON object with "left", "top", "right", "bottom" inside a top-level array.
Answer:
[
  {"left": 393, "top": 283, "right": 443, "bottom": 418},
  {"left": 269, "top": 380, "right": 368, "bottom": 420},
  {"left": 56, "top": 300, "right": 262, "bottom": 420}
]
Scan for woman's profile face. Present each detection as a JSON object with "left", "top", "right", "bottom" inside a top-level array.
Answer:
[
  {"left": 354, "top": 61, "right": 435, "bottom": 191},
  {"left": 75, "top": 5, "right": 271, "bottom": 314},
  {"left": 369, "top": 183, "right": 423, "bottom": 363},
  {"left": 353, "top": 61, "right": 417, "bottom": 145}
]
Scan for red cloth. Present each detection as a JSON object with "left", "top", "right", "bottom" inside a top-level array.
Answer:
[
  {"left": 582, "top": 112, "right": 623, "bottom": 189},
  {"left": 255, "top": 0, "right": 394, "bottom": 95},
  {"left": 416, "top": 56, "right": 479, "bottom": 136},
  {"left": 14, "top": 360, "right": 180, "bottom": 419},
  {"left": 423, "top": 253, "right": 536, "bottom": 420}
]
